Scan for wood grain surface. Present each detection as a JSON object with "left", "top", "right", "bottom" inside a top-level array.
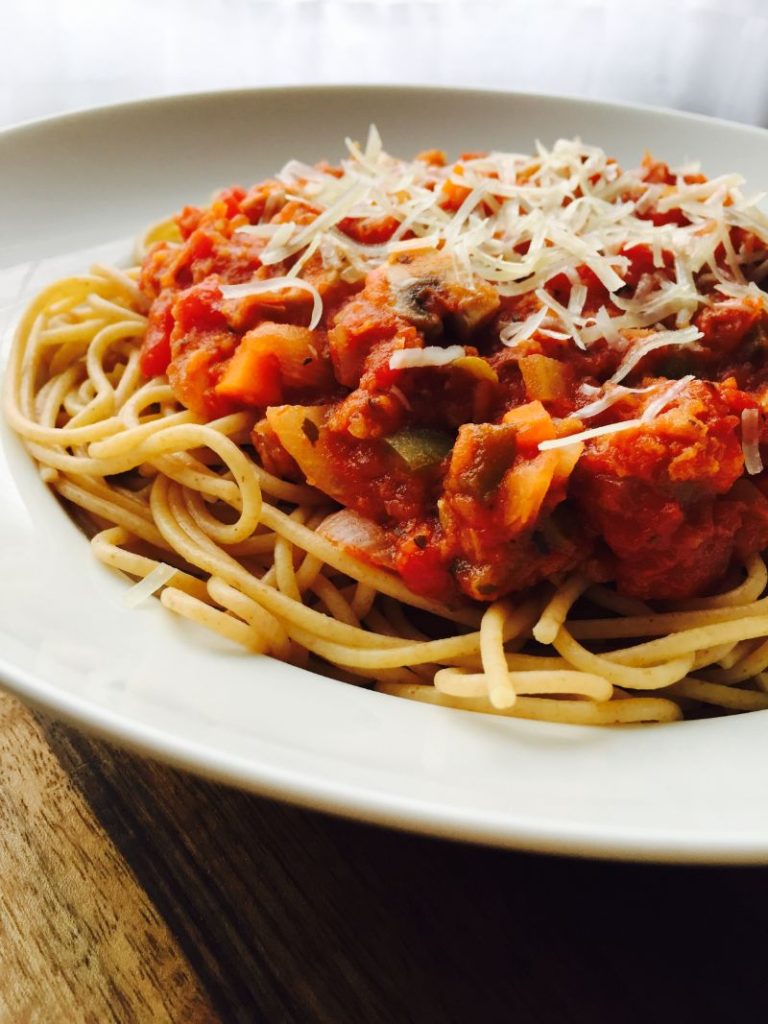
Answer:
[
  {"left": 2, "top": 687, "right": 768, "bottom": 1023},
  {"left": 0, "top": 692, "right": 213, "bottom": 1024}
]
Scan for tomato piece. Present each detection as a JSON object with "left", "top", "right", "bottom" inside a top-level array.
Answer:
[
  {"left": 395, "top": 532, "right": 455, "bottom": 602},
  {"left": 139, "top": 292, "right": 174, "bottom": 377}
]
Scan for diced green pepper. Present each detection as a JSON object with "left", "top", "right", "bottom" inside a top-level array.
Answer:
[{"left": 384, "top": 427, "right": 454, "bottom": 471}]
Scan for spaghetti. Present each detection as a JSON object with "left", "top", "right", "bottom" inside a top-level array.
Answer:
[{"left": 7, "top": 133, "right": 768, "bottom": 725}]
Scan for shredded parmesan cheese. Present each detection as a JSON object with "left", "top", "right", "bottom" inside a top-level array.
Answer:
[
  {"left": 539, "top": 374, "right": 698, "bottom": 453},
  {"left": 606, "top": 327, "right": 702, "bottom": 387},
  {"left": 576, "top": 384, "right": 655, "bottom": 421},
  {"left": 215, "top": 133, "right": 768, "bottom": 375},
  {"left": 538, "top": 419, "right": 643, "bottom": 451},
  {"left": 218, "top": 276, "right": 324, "bottom": 330},
  {"left": 640, "top": 374, "right": 696, "bottom": 422},
  {"left": 389, "top": 346, "right": 466, "bottom": 370},
  {"left": 499, "top": 307, "right": 548, "bottom": 347},
  {"left": 123, "top": 563, "right": 178, "bottom": 609},
  {"left": 741, "top": 408, "right": 764, "bottom": 475}
]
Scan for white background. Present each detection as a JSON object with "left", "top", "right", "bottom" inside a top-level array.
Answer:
[{"left": 3, "top": 0, "right": 768, "bottom": 130}]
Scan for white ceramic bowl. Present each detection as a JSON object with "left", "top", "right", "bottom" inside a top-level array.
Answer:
[{"left": 3, "top": 86, "right": 768, "bottom": 863}]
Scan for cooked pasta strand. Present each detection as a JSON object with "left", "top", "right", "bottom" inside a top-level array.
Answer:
[
  {"left": 533, "top": 574, "right": 589, "bottom": 644},
  {"left": 160, "top": 586, "right": 268, "bottom": 651},
  {"left": 480, "top": 602, "right": 517, "bottom": 708},
  {"left": 8, "top": 204, "right": 768, "bottom": 732},
  {"left": 378, "top": 682, "right": 682, "bottom": 725}
]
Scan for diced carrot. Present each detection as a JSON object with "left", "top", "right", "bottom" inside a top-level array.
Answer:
[
  {"left": 216, "top": 340, "right": 282, "bottom": 406},
  {"left": 501, "top": 401, "right": 556, "bottom": 451},
  {"left": 440, "top": 165, "right": 471, "bottom": 211},
  {"left": 414, "top": 148, "right": 446, "bottom": 166},
  {"left": 215, "top": 323, "right": 334, "bottom": 408}
]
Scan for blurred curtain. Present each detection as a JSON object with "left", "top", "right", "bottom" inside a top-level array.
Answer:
[{"left": 4, "top": 0, "right": 768, "bottom": 126}]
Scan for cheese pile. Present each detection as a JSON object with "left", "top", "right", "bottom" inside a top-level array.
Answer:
[
  {"left": 228, "top": 129, "right": 768, "bottom": 467},
  {"left": 237, "top": 127, "right": 768, "bottom": 350}
]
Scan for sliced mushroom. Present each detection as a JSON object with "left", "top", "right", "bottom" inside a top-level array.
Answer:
[{"left": 385, "top": 250, "right": 499, "bottom": 342}]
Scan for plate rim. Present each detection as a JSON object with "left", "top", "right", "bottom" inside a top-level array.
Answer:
[
  {"left": 5, "top": 646, "right": 768, "bottom": 866},
  {"left": 4, "top": 80, "right": 768, "bottom": 143},
  {"left": 4, "top": 82, "right": 768, "bottom": 865}
]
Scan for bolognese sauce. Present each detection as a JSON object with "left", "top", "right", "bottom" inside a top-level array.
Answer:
[{"left": 137, "top": 136, "right": 768, "bottom": 608}]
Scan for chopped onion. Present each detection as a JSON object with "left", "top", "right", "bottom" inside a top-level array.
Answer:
[{"left": 317, "top": 509, "right": 395, "bottom": 568}]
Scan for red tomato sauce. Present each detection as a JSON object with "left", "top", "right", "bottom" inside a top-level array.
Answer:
[{"left": 138, "top": 156, "right": 768, "bottom": 605}]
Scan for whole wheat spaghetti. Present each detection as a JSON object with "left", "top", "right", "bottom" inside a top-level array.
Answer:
[{"left": 7, "top": 132, "right": 768, "bottom": 725}]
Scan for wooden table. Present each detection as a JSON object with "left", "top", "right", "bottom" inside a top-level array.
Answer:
[{"left": 3, "top": 688, "right": 768, "bottom": 1022}]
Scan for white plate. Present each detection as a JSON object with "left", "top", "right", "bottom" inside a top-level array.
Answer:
[{"left": 3, "top": 85, "right": 768, "bottom": 863}]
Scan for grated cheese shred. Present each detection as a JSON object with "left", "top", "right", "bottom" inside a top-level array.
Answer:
[
  {"left": 742, "top": 408, "right": 764, "bottom": 475},
  {"left": 389, "top": 346, "right": 466, "bottom": 370},
  {"left": 538, "top": 419, "right": 643, "bottom": 451},
  {"left": 219, "top": 276, "right": 324, "bottom": 330},
  {"left": 231, "top": 133, "right": 768, "bottom": 338},
  {"left": 219, "top": 131, "right": 768, "bottom": 448},
  {"left": 123, "top": 563, "right": 178, "bottom": 609}
]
